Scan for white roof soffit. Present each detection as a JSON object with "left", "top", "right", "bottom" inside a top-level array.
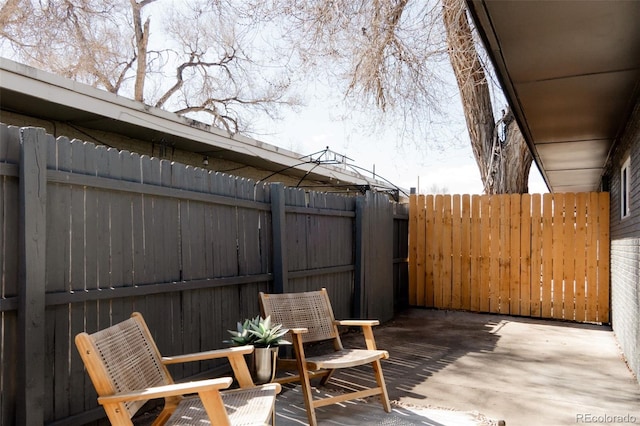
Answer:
[{"left": 467, "top": 0, "right": 640, "bottom": 193}]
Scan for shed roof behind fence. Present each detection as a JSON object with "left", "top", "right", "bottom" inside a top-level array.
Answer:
[{"left": 0, "top": 57, "right": 392, "bottom": 193}]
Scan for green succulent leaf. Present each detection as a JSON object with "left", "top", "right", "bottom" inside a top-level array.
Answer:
[
  {"left": 226, "top": 315, "right": 291, "bottom": 347},
  {"left": 226, "top": 315, "right": 264, "bottom": 346},
  {"left": 242, "top": 315, "right": 290, "bottom": 347}
]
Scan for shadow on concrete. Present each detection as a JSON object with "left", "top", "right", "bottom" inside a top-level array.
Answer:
[
  {"left": 312, "top": 308, "right": 502, "bottom": 403},
  {"left": 276, "top": 308, "right": 639, "bottom": 425},
  {"left": 274, "top": 308, "right": 504, "bottom": 425}
]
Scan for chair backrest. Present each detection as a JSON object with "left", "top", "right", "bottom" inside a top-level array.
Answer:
[
  {"left": 259, "top": 288, "right": 342, "bottom": 346},
  {"left": 75, "top": 312, "right": 173, "bottom": 419}
]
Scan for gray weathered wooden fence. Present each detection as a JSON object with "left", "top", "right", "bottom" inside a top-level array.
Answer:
[{"left": 0, "top": 125, "right": 409, "bottom": 425}]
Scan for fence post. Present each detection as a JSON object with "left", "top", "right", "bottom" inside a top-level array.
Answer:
[
  {"left": 271, "top": 183, "right": 288, "bottom": 293},
  {"left": 17, "top": 127, "right": 47, "bottom": 426}
]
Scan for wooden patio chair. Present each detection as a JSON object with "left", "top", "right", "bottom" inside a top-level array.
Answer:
[
  {"left": 75, "top": 312, "right": 281, "bottom": 426},
  {"left": 259, "top": 288, "right": 391, "bottom": 426}
]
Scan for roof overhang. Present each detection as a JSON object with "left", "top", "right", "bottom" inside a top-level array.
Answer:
[
  {"left": 0, "top": 58, "right": 389, "bottom": 192},
  {"left": 466, "top": 0, "right": 640, "bottom": 193}
]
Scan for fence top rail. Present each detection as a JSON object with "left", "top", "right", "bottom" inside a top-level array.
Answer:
[{"left": 47, "top": 168, "right": 272, "bottom": 210}]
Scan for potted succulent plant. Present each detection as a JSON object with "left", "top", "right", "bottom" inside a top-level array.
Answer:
[
  {"left": 227, "top": 316, "right": 262, "bottom": 346},
  {"left": 227, "top": 315, "right": 289, "bottom": 384}
]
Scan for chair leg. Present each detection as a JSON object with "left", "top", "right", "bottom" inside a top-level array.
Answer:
[
  {"left": 152, "top": 396, "right": 181, "bottom": 426},
  {"left": 152, "top": 407, "right": 174, "bottom": 426},
  {"left": 372, "top": 359, "right": 391, "bottom": 412},
  {"left": 199, "top": 390, "right": 232, "bottom": 426},
  {"left": 318, "top": 369, "right": 335, "bottom": 386},
  {"left": 300, "top": 370, "right": 318, "bottom": 426},
  {"left": 292, "top": 334, "right": 318, "bottom": 426}
]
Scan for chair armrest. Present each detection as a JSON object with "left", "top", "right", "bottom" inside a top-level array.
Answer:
[
  {"left": 97, "top": 377, "right": 233, "bottom": 404},
  {"left": 334, "top": 319, "right": 380, "bottom": 327},
  {"left": 290, "top": 327, "right": 309, "bottom": 334},
  {"left": 162, "top": 345, "right": 255, "bottom": 388},
  {"left": 161, "top": 345, "right": 253, "bottom": 364},
  {"left": 334, "top": 320, "right": 380, "bottom": 350}
]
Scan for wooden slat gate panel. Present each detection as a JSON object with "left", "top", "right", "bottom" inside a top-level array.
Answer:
[{"left": 409, "top": 193, "right": 610, "bottom": 323}]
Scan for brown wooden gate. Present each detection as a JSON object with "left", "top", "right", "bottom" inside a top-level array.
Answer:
[{"left": 408, "top": 193, "right": 610, "bottom": 323}]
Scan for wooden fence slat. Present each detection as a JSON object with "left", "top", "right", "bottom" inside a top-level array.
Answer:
[
  {"left": 161, "top": 159, "right": 180, "bottom": 352},
  {"left": 563, "top": 193, "right": 576, "bottom": 320},
  {"left": 407, "top": 194, "right": 418, "bottom": 306},
  {"left": 104, "top": 148, "right": 123, "bottom": 322},
  {"left": 416, "top": 195, "right": 426, "bottom": 306},
  {"left": 497, "top": 195, "right": 509, "bottom": 314},
  {"left": 94, "top": 146, "right": 112, "bottom": 330},
  {"left": 574, "top": 193, "right": 588, "bottom": 322},
  {"left": 239, "top": 178, "right": 259, "bottom": 276},
  {"left": 114, "top": 149, "right": 135, "bottom": 318},
  {"left": 508, "top": 194, "right": 521, "bottom": 315},
  {"left": 552, "top": 194, "right": 565, "bottom": 319},
  {"left": 441, "top": 195, "right": 453, "bottom": 309},
  {"left": 43, "top": 134, "right": 60, "bottom": 423},
  {"left": 69, "top": 140, "right": 97, "bottom": 415},
  {"left": 69, "top": 140, "right": 88, "bottom": 416},
  {"left": 425, "top": 195, "right": 435, "bottom": 306},
  {"left": 489, "top": 196, "right": 500, "bottom": 313},
  {"left": 586, "top": 192, "right": 599, "bottom": 322},
  {"left": 84, "top": 158, "right": 99, "bottom": 409},
  {"left": 461, "top": 195, "right": 471, "bottom": 310},
  {"left": 146, "top": 157, "right": 171, "bottom": 353},
  {"left": 451, "top": 195, "right": 462, "bottom": 309},
  {"left": 123, "top": 151, "right": 143, "bottom": 284},
  {"left": 184, "top": 166, "right": 201, "bottom": 377},
  {"left": 201, "top": 193, "right": 217, "bottom": 354},
  {"left": 519, "top": 194, "right": 531, "bottom": 316},
  {"left": 222, "top": 179, "right": 240, "bottom": 279},
  {"left": 143, "top": 157, "right": 161, "bottom": 285},
  {"left": 157, "top": 159, "right": 176, "bottom": 283},
  {"left": 480, "top": 195, "right": 491, "bottom": 312},
  {"left": 541, "top": 193, "right": 553, "bottom": 318},
  {"left": 433, "top": 195, "right": 444, "bottom": 308},
  {"left": 195, "top": 168, "right": 210, "bottom": 279},
  {"left": 598, "top": 192, "right": 610, "bottom": 323},
  {"left": 530, "top": 194, "right": 542, "bottom": 317},
  {"left": 470, "top": 195, "right": 481, "bottom": 311},
  {"left": 51, "top": 136, "right": 73, "bottom": 420}
]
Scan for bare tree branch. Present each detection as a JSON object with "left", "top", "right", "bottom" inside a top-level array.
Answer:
[
  {"left": 0, "top": 0, "right": 299, "bottom": 135},
  {"left": 155, "top": 50, "right": 237, "bottom": 109},
  {"left": 173, "top": 104, "right": 238, "bottom": 134},
  {"left": 348, "top": 0, "right": 409, "bottom": 110},
  {"left": 130, "top": 0, "right": 153, "bottom": 101}
]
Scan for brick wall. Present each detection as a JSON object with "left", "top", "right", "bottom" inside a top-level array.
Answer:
[{"left": 607, "top": 97, "right": 640, "bottom": 385}]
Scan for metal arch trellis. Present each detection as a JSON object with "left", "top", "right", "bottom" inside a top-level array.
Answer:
[{"left": 256, "top": 146, "right": 407, "bottom": 201}]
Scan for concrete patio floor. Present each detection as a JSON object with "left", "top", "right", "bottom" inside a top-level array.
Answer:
[{"left": 274, "top": 308, "right": 640, "bottom": 426}]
